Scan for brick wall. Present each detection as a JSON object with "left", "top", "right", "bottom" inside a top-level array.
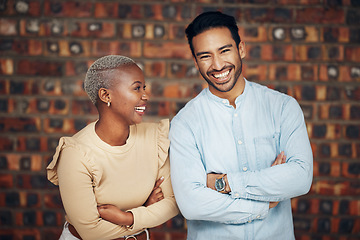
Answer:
[{"left": 0, "top": 0, "right": 359, "bottom": 239}]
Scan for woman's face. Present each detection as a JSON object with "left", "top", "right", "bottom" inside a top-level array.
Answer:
[{"left": 107, "top": 64, "right": 149, "bottom": 125}]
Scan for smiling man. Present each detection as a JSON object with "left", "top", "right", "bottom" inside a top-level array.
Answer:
[{"left": 169, "top": 11, "right": 313, "bottom": 240}]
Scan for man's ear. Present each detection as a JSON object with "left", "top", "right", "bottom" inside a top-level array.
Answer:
[
  {"left": 238, "top": 41, "right": 246, "bottom": 59},
  {"left": 98, "top": 88, "right": 110, "bottom": 104}
]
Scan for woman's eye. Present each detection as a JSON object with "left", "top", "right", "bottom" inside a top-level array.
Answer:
[{"left": 135, "top": 86, "right": 140, "bottom": 91}]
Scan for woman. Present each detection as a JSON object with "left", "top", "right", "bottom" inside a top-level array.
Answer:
[{"left": 47, "top": 55, "right": 179, "bottom": 240}]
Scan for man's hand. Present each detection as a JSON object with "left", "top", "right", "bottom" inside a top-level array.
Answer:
[
  {"left": 207, "top": 174, "right": 231, "bottom": 193},
  {"left": 97, "top": 204, "right": 134, "bottom": 226},
  {"left": 144, "top": 176, "right": 165, "bottom": 207},
  {"left": 270, "top": 151, "right": 286, "bottom": 209}
]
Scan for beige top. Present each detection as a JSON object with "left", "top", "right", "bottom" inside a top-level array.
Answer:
[{"left": 47, "top": 119, "right": 178, "bottom": 240}]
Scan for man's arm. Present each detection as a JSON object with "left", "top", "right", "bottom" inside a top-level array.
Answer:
[
  {"left": 207, "top": 151, "right": 287, "bottom": 208},
  {"left": 225, "top": 98, "right": 313, "bottom": 202},
  {"left": 169, "top": 117, "right": 270, "bottom": 224}
]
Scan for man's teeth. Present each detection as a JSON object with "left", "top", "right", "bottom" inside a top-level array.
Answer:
[
  {"left": 135, "top": 106, "right": 146, "bottom": 112},
  {"left": 214, "top": 70, "right": 230, "bottom": 79}
]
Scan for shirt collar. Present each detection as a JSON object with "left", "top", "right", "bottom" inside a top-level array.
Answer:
[{"left": 205, "top": 78, "right": 249, "bottom": 107}]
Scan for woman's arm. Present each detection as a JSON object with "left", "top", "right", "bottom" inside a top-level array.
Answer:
[{"left": 98, "top": 177, "right": 165, "bottom": 225}]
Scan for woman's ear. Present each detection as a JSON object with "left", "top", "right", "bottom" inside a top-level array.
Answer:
[{"left": 98, "top": 88, "right": 110, "bottom": 104}]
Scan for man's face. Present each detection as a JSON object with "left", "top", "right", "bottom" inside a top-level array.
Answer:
[{"left": 192, "top": 27, "right": 246, "bottom": 97}]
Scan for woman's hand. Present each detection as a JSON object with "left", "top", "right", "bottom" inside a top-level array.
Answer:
[
  {"left": 144, "top": 177, "right": 165, "bottom": 207},
  {"left": 97, "top": 205, "right": 134, "bottom": 226}
]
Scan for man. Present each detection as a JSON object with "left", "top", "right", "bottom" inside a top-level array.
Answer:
[{"left": 169, "top": 11, "right": 313, "bottom": 239}]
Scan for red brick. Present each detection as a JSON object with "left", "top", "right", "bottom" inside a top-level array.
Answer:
[
  {"left": 0, "top": 58, "right": 14, "bottom": 75},
  {"left": 240, "top": 26, "right": 268, "bottom": 42},
  {"left": 92, "top": 41, "right": 142, "bottom": 58},
  {"left": 144, "top": 61, "right": 166, "bottom": 78},
  {"left": 144, "top": 42, "right": 191, "bottom": 59},
  {"left": 345, "top": 47, "right": 360, "bottom": 62},
  {"left": 0, "top": 137, "right": 14, "bottom": 151},
  {"left": 243, "top": 64, "right": 267, "bottom": 82},
  {"left": 94, "top": 2, "right": 118, "bottom": 18},
  {"left": 0, "top": 174, "right": 13, "bottom": 188},
  {"left": 44, "top": 0, "right": 92, "bottom": 17},
  {"left": 17, "top": 59, "right": 63, "bottom": 77},
  {"left": 0, "top": 19, "right": 17, "bottom": 36},
  {"left": 296, "top": 8, "right": 345, "bottom": 24}
]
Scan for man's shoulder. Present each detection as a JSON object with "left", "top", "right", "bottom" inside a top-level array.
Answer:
[
  {"left": 173, "top": 90, "right": 207, "bottom": 120},
  {"left": 248, "top": 81, "right": 293, "bottom": 103}
]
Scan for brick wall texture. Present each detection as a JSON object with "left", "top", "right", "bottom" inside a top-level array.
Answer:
[{"left": 0, "top": 0, "right": 359, "bottom": 239}]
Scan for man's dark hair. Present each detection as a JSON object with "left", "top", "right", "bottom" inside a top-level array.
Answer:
[{"left": 185, "top": 11, "right": 241, "bottom": 58}]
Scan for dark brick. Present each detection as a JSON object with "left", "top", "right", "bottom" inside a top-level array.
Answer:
[
  {"left": 351, "top": 0, "right": 360, "bottom": 6},
  {"left": 339, "top": 200, "right": 349, "bottom": 214},
  {"left": 23, "top": 211, "right": 36, "bottom": 226},
  {"left": 319, "top": 162, "right": 331, "bottom": 175},
  {"left": 293, "top": 217, "right": 311, "bottom": 231},
  {"left": 54, "top": 100, "right": 66, "bottom": 110},
  {"left": 0, "top": 210, "right": 12, "bottom": 226},
  {"left": 329, "top": 106, "right": 342, "bottom": 119},
  {"left": 301, "top": 66, "right": 315, "bottom": 81},
  {"left": 26, "top": 138, "right": 40, "bottom": 151},
  {"left": 323, "top": 28, "right": 339, "bottom": 42},
  {"left": 297, "top": 199, "right": 310, "bottom": 213},
  {"left": 0, "top": 156, "right": 7, "bottom": 169},
  {"left": 162, "top": 5, "right": 177, "bottom": 19},
  {"left": 317, "top": 218, "right": 331, "bottom": 233},
  {"left": 348, "top": 163, "right": 360, "bottom": 175},
  {"left": 346, "top": 10, "right": 360, "bottom": 25},
  {"left": 27, "top": 193, "right": 39, "bottom": 207},
  {"left": 301, "top": 85, "right": 316, "bottom": 100},
  {"left": 74, "top": 119, "right": 87, "bottom": 131},
  {"left": 43, "top": 211, "right": 56, "bottom": 226},
  {"left": 37, "top": 99, "right": 50, "bottom": 112},
  {"left": 276, "top": 66, "right": 287, "bottom": 80},
  {"left": 23, "top": 236, "right": 36, "bottom": 240},
  {"left": 172, "top": 214, "right": 185, "bottom": 229},
  {"left": 6, "top": 192, "right": 19, "bottom": 207},
  {"left": 31, "top": 175, "right": 49, "bottom": 189},
  {"left": 0, "top": 99, "right": 8, "bottom": 112},
  {"left": 338, "top": 144, "right": 352, "bottom": 157},
  {"left": 249, "top": 45, "right": 261, "bottom": 59},
  {"left": 307, "top": 47, "right": 321, "bottom": 59},
  {"left": 20, "top": 157, "right": 31, "bottom": 170},
  {"left": 49, "top": 119, "right": 63, "bottom": 129},
  {"left": 346, "top": 125, "right": 359, "bottom": 139},
  {"left": 349, "top": 29, "right": 360, "bottom": 43},
  {"left": 300, "top": 105, "right": 313, "bottom": 119},
  {"left": 47, "top": 137, "right": 60, "bottom": 151},
  {"left": 326, "top": 87, "right": 341, "bottom": 101},
  {"left": 10, "top": 81, "right": 25, "bottom": 94},
  {"left": 339, "top": 218, "right": 354, "bottom": 233},
  {"left": 313, "top": 124, "right": 327, "bottom": 138},
  {"left": 319, "top": 200, "right": 333, "bottom": 214}
]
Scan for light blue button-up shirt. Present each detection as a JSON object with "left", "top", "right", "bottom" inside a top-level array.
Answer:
[{"left": 169, "top": 79, "right": 313, "bottom": 240}]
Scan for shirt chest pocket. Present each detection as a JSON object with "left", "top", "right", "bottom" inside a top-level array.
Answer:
[{"left": 254, "top": 133, "right": 279, "bottom": 170}]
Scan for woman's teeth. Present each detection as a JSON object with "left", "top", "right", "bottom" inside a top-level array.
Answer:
[
  {"left": 135, "top": 106, "right": 146, "bottom": 112},
  {"left": 214, "top": 70, "right": 230, "bottom": 79}
]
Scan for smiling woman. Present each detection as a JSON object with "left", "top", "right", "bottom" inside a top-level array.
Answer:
[{"left": 46, "top": 55, "right": 179, "bottom": 240}]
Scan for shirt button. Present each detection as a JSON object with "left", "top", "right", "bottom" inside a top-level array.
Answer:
[
  {"left": 248, "top": 220, "right": 252, "bottom": 223},
  {"left": 243, "top": 167, "right": 248, "bottom": 172},
  {"left": 234, "top": 193, "right": 239, "bottom": 197},
  {"left": 256, "top": 215, "right": 261, "bottom": 219},
  {"left": 238, "top": 140, "right": 242, "bottom": 145},
  {"left": 234, "top": 113, "right": 238, "bottom": 117},
  {"left": 222, "top": 100, "right": 227, "bottom": 104}
]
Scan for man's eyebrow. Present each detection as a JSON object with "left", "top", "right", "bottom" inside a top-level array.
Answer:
[{"left": 195, "top": 44, "right": 234, "bottom": 57}]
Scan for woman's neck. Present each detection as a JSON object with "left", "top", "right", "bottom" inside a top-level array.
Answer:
[{"left": 95, "top": 116, "right": 130, "bottom": 146}]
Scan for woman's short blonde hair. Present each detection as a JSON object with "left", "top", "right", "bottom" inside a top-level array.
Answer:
[{"left": 84, "top": 55, "right": 135, "bottom": 105}]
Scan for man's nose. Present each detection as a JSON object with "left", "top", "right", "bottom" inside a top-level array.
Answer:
[{"left": 212, "top": 54, "right": 225, "bottom": 70}]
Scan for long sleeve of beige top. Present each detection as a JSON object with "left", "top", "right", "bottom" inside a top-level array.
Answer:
[{"left": 47, "top": 119, "right": 179, "bottom": 240}]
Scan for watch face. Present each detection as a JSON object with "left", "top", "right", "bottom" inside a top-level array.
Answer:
[{"left": 215, "top": 177, "right": 225, "bottom": 192}]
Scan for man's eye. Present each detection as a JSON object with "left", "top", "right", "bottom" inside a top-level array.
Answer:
[
  {"left": 221, "top": 49, "right": 230, "bottom": 53},
  {"left": 199, "top": 55, "right": 210, "bottom": 60}
]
